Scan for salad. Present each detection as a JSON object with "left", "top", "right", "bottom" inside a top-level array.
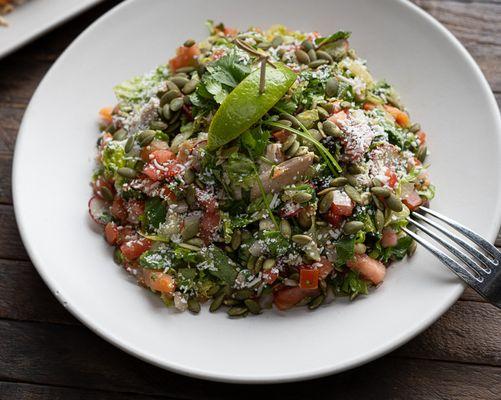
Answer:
[
  {"left": 0, "top": 0, "right": 25, "bottom": 26},
  {"left": 89, "top": 22, "right": 434, "bottom": 316}
]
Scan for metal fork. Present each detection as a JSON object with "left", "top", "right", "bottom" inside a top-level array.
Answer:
[{"left": 401, "top": 206, "right": 501, "bottom": 308}]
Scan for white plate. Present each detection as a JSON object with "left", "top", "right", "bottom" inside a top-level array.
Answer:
[
  {"left": 13, "top": 0, "right": 501, "bottom": 383},
  {"left": 0, "top": 0, "right": 103, "bottom": 59}
]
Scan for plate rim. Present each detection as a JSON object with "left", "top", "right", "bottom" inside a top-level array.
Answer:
[{"left": 12, "top": 0, "right": 501, "bottom": 383}]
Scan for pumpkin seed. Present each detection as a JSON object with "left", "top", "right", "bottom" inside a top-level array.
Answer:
[
  {"left": 354, "top": 243, "right": 367, "bottom": 254},
  {"left": 323, "top": 120, "right": 343, "bottom": 137},
  {"left": 183, "top": 168, "right": 195, "bottom": 184},
  {"left": 372, "top": 177, "right": 383, "bottom": 187},
  {"left": 308, "top": 294, "right": 325, "bottom": 310},
  {"left": 344, "top": 185, "right": 362, "bottom": 203},
  {"left": 304, "top": 242, "right": 321, "bottom": 261},
  {"left": 309, "top": 59, "right": 329, "bottom": 68},
  {"left": 340, "top": 101, "right": 351, "bottom": 109},
  {"left": 360, "top": 192, "right": 372, "bottom": 206},
  {"left": 331, "top": 177, "right": 348, "bottom": 187},
  {"left": 410, "top": 122, "right": 421, "bottom": 133},
  {"left": 345, "top": 174, "right": 359, "bottom": 187},
  {"left": 319, "top": 190, "right": 335, "bottom": 213},
  {"left": 343, "top": 220, "right": 364, "bottom": 235},
  {"left": 257, "top": 41, "right": 272, "bottom": 50},
  {"left": 178, "top": 243, "right": 201, "bottom": 251},
  {"left": 301, "top": 39, "right": 314, "bottom": 51},
  {"left": 100, "top": 186, "right": 114, "bottom": 201},
  {"left": 295, "top": 49, "right": 310, "bottom": 64},
  {"left": 224, "top": 298, "right": 239, "bottom": 306},
  {"left": 271, "top": 35, "right": 283, "bottom": 47},
  {"left": 181, "top": 215, "right": 200, "bottom": 240},
  {"left": 280, "top": 113, "right": 300, "bottom": 128},
  {"left": 298, "top": 208, "right": 313, "bottom": 229},
  {"left": 117, "top": 167, "right": 137, "bottom": 179},
  {"left": 244, "top": 299, "right": 261, "bottom": 314},
  {"left": 183, "top": 95, "right": 192, "bottom": 105},
  {"left": 295, "top": 145, "right": 310, "bottom": 157},
  {"left": 233, "top": 289, "right": 253, "bottom": 300},
  {"left": 307, "top": 48, "right": 317, "bottom": 61},
  {"left": 175, "top": 66, "right": 196, "bottom": 73},
  {"left": 320, "top": 102, "right": 335, "bottom": 113},
  {"left": 186, "top": 238, "right": 203, "bottom": 247},
  {"left": 227, "top": 306, "right": 248, "bottom": 317},
  {"left": 171, "top": 76, "right": 190, "bottom": 88},
  {"left": 262, "top": 258, "right": 276, "bottom": 271},
  {"left": 113, "top": 128, "right": 127, "bottom": 141},
  {"left": 348, "top": 164, "right": 364, "bottom": 174},
  {"left": 124, "top": 136, "right": 135, "bottom": 153},
  {"left": 280, "top": 219, "right": 292, "bottom": 238},
  {"left": 207, "top": 284, "right": 220, "bottom": 296},
  {"left": 316, "top": 50, "right": 333, "bottom": 63},
  {"left": 161, "top": 104, "right": 172, "bottom": 120},
  {"left": 276, "top": 119, "right": 292, "bottom": 128},
  {"left": 209, "top": 293, "right": 225, "bottom": 312},
  {"left": 282, "top": 133, "right": 297, "bottom": 151},
  {"left": 317, "top": 187, "right": 335, "bottom": 196},
  {"left": 166, "top": 120, "right": 181, "bottom": 134},
  {"left": 325, "top": 78, "right": 339, "bottom": 98},
  {"left": 231, "top": 230, "right": 242, "bottom": 250},
  {"left": 292, "top": 191, "right": 312, "bottom": 203},
  {"left": 417, "top": 145, "right": 427, "bottom": 162},
  {"left": 138, "top": 130, "right": 156, "bottom": 147},
  {"left": 170, "top": 97, "right": 184, "bottom": 112},
  {"left": 370, "top": 186, "right": 391, "bottom": 198},
  {"left": 247, "top": 255, "right": 257, "bottom": 270},
  {"left": 386, "top": 194, "right": 403, "bottom": 212},
  {"left": 254, "top": 256, "right": 265, "bottom": 273},
  {"left": 292, "top": 234, "right": 313, "bottom": 245},
  {"left": 286, "top": 140, "right": 300, "bottom": 157},
  {"left": 407, "top": 240, "right": 417, "bottom": 256},
  {"left": 183, "top": 39, "right": 195, "bottom": 47},
  {"left": 375, "top": 209, "right": 385, "bottom": 232},
  {"left": 160, "top": 89, "right": 181, "bottom": 106},
  {"left": 182, "top": 79, "right": 198, "bottom": 95},
  {"left": 372, "top": 195, "right": 385, "bottom": 211},
  {"left": 187, "top": 298, "right": 200, "bottom": 314},
  {"left": 150, "top": 120, "right": 168, "bottom": 131}
]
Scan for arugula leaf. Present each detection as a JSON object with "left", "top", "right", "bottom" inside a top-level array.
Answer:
[
  {"left": 144, "top": 197, "right": 166, "bottom": 230},
  {"left": 202, "top": 246, "right": 238, "bottom": 285},
  {"left": 222, "top": 153, "right": 256, "bottom": 190},
  {"left": 139, "top": 248, "right": 171, "bottom": 270},
  {"left": 114, "top": 65, "right": 169, "bottom": 107},
  {"left": 315, "top": 31, "right": 351, "bottom": 47},
  {"left": 260, "top": 230, "right": 290, "bottom": 257},
  {"left": 241, "top": 126, "right": 269, "bottom": 157},
  {"left": 335, "top": 237, "right": 355, "bottom": 266},
  {"left": 340, "top": 270, "right": 369, "bottom": 298}
]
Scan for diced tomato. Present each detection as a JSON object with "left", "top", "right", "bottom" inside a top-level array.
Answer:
[
  {"left": 195, "top": 188, "right": 218, "bottom": 212},
  {"left": 116, "top": 226, "right": 136, "bottom": 245},
  {"left": 402, "top": 190, "right": 423, "bottom": 211},
  {"left": 111, "top": 197, "right": 127, "bottom": 221},
  {"left": 384, "top": 105, "right": 410, "bottom": 128},
  {"left": 92, "top": 177, "right": 114, "bottom": 199},
  {"left": 347, "top": 254, "right": 386, "bottom": 285},
  {"left": 143, "top": 270, "right": 176, "bottom": 294},
  {"left": 142, "top": 163, "right": 164, "bottom": 181},
  {"left": 385, "top": 169, "right": 398, "bottom": 188},
  {"left": 223, "top": 26, "right": 238, "bottom": 36},
  {"left": 273, "top": 287, "right": 318, "bottom": 311},
  {"left": 199, "top": 210, "right": 220, "bottom": 245},
  {"left": 126, "top": 199, "right": 145, "bottom": 224},
  {"left": 416, "top": 130, "right": 427, "bottom": 145},
  {"left": 140, "top": 140, "right": 169, "bottom": 161},
  {"left": 315, "top": 258, "right": 334, "bottom": 279},
  {"left": 262, "top": 268, "right": 279, "bottom": 285},
  {"left": 381, "top": 228, "right": 398, "bottom": 248},
  {"left": 325, "top": 211, "right": 344, "bottom": 228},
  {"left": 330, "top": 190, "right": 354, "bottom": 216},
  {"left": 99, "top": 106, "right": 113, "bottom": 125},
  {"left": 104, "top": 222, "right": 119, "bottom": 245},
  {"left": 363, "top": 102, "right": 376, "bottom": 111},
  {"left": 150, "top": 149, "right": 175, "bottom": 163},
  {"left": 169, "top": 44, "right": 200, "bottom": 72},
  {"left": 120, "top": 238, "right": 152, "bottom": 261},
  {"left": 328, "top": 110, "right": 348, "bottom": 126},
  {"left": 299, "top": 268, "right": 320, "bottom": 289},
  {"left": 163, "top": 161, "right": 184, "bottom": 178}
]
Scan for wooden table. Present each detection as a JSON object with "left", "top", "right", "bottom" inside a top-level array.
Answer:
[{"left": 0, "top": 1, "right": 500, "bottom": 398}]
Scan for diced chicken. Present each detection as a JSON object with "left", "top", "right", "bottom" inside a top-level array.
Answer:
[{"left": 250, "top": 152, "right": 315, "bottom": 199}]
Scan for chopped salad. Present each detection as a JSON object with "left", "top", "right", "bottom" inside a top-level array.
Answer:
[{"left": 89, "top": 22, "right": 434, "bottom": 316}]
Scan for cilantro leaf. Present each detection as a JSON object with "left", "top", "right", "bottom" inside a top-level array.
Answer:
[
  {"left": 335, "top": 237, "right": 355, "bottom": 266},
  {"left": 315, "top": 31, "right": 351, "bottom": 47},
  {"left": 144, "top": 197, "right": 166, "bottom": 230}
]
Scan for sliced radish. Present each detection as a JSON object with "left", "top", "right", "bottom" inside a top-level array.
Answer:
[
  {"left": 381, "top": 229, "right": 398, "bottom": 248},
  {"left": 88, "top": 196, "right": 111, "bottom": 225}
]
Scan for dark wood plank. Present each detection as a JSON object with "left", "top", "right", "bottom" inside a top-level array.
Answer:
[
  {"left": 0, "top": 381, "right": 166, "bottom": 400},
  {"left": 0, "top": 204, "right": 29, "bottom": 260},
  {"left": 0, "top": 259, "right": 77, "bottom": 325},
  {"left": 0, "top": 153, "right": 12, "bottom": 204},
  {"left": 0, "top": 317, "right": 499, "bottom": 400},
  {"left": 412, "top": 0, "right": 501, "bottom": 91}
]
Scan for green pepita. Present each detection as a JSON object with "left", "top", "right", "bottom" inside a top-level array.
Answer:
[
  {"left": 117, "top": 167, "right": 137, "bottom": 179},
  {"left": 171, "top": 76, "right": 190, "bottom": 88},
  {"left": 181, "top": 215, "right": 200, "bottom": 241},
  {"left": 187, "top": 298, "right": 200, "bottom": 314},
  {"left": 322, "top": 120, "right": 343, "bottom": 137},
  {"left": 271, "top": 36, "right": 283, "bottom": 47},
  {"left": 170, "top": 97, "right": 184, "bottom": 112},
  {"left": 292, "top": 234, "right": 313, "bottom": 245},
  {"left": 340, "top": 101, "right": 352, "bottom": 109},
  {"left": 331, "top": 177, "right": 348, "bottom": 187},
  {"left": 231, "top": 230, "right": 242, "bottom": 251},
  {"left": 100, "top": 186, "right": 114, "bottom": 202},
  {"left": 263, "top": 258, "right": 276, "bottom": 271},
  {"left": 344, "top": 185, "right": 362, "bottom": 203},
  {"left": 183, "top": 168, "right": 195, "bottom": 184},
  {"left": 343, "top": 220, "right": 364, "bottom": 235},
  {"left": 182, "top": 79, "right": 198, "bottom": 95},
  {"left": 316, "top": 50, "right": 333, "bottom": 63},
  {"left": 410, "top": 122, "right": 421, "bottom": 133},
  {"left": 308, "top": 294, "right": 325, "bottom": 310},
  {"left": 244, "top": 299, "right": 261, "bottom": 315},
  {"left": 207, "top": 284, "right": 220, "bottom": 296},
  {"left": 124, "top": 136, "right": 135, "bottom": 153},
  {"left": 150, "top": 120, "right": 168, "bottom": 131},
  {"left": 304, "top": 242, "right": 321, "bottom": 261},
  {"left": 417, "top": 145, "right": 427, "bottom": 162},
  {"left": 175, "top": 66, "right": 196, "bottom": 73},
  {"left": 292, "top": 191, "right": 312, "bottom": 203},
  {"left": 370, "top": 186, "right": 391, "bottom": 198},
  {"left": 209, "top": 293, "right": 225, "bottom": 312},
  {"left": 325, "top": 78, "right": 339, "bottom": 98},
  {"left": 257, "top": 41, "right": 272, "bottom": 50},
  {"left": 280, "top": 113, "right": 301, "bottom": 128},
  {"left": 301, "top": 39, "right": 314, "bottom": 51},
  {"left": 113, "top": 128, "right": 127, "bottom": 141},
  {"left": 375, "top": 209, "right": 385, "bottom": 232},
  {"left": 295, "top": 49, "right": 310, "bottom": 64},
  {"left": 298, "top": 208, "right": 313, "bottom": 229},
  {"left": 138, "top": 130, "right": 156, "bottom": 147},
  {"left": 160, "top": 89, "right": 181, "bottom": 106},
  {"left": 183, "top": 39, "right": 196, "bottom": 47},
  {"left": 162, "top": 104, "right": 172, "bottom": 120},
  {"left": 316, "top": 107, "right": 329, "bottom": 120},
  {"left": 280, "top": 219, "right": 292, "bottom": 238},
  {"left": 307, "top": 48, "right": 317, "bottom": 61},
  {"left": 282, "top": 133, "right": 297, "bottom": 151},
  {"left": 386, "top": 194, "right": 403, "bottom": 212},
  {"left": 227, "top": 306, "right": 248, "bottom": 317},
  {"left": 233, "top": 289, "right": 253, "bottom": 300},
  {"left": 309, "top": 59, "right": 329, "bottom": 68},
  {"left": 319, "top": 190, "right": 334, "bottom": 213}
]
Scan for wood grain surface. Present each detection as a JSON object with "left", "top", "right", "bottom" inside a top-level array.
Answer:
[{"left": 0, "top": 0, "right": 499, "bottom": 399}]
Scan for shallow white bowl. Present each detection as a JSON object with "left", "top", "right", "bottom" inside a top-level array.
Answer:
[{"left": 13, "top": 0, "right": 501, "bottom": 383}]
